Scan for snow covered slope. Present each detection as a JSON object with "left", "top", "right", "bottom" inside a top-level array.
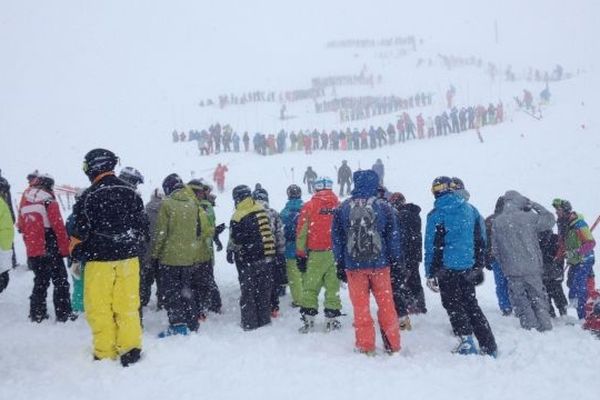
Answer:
[{"left": 1, "top": 1, "right": 599, "bottom": 400}]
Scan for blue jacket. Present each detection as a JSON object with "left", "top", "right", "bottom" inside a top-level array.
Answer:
[
  {"left": 332, "top": 170, "right": 402, "bottom": 270},
  {"left": 424, "top": 193, "right": 486, "bottom": 277},
  {"left": 280, "top": 198, "right": 303, "bottom": 259}
]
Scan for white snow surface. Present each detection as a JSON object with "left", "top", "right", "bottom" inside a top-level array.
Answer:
[{"left": 1, "top": 1, "right": 600, "bottom": 399}]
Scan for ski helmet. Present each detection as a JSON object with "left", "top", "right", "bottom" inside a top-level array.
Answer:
[
  {"left": 286, "top": 184, "right": 302, "bottom": 200},
  {"left": 431, "top": 176, "right": 452, "bottom": 198},
  {"left": 162, "top": 173, "right": 184, "bottom": 196},
  {"left": 252, "top": 186, "right": 269, "bottom": 203},
  {"left": 232, "top": 185, "right": 252, "bottom": 205},
  {"left": 119, "top": 166, "right": 144, "bottom": 188},
  {"left": 26, "top": 170, "right": 39, "bottom": 185},
  {"left": 313, "top": 177, "right": 333, "bottom": 191},
  {"left": 83, "top": 148, "right": 118, "bottom": 179},
  {"left": 552, "top": 198, "right": 572, "bottom": 213},
  {"left": 450, "top": 177, "right": 465, "bottom": 191}
]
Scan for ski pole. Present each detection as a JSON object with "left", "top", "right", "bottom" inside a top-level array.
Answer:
[{"left": 591, "top": 215, "right": 600, "bottom": 232}]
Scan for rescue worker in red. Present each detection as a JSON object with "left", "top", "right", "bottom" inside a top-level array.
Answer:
[
  {"left": 17, "top": 173, "right": 74, "bottom": 323},
  {"left": 213, "top": 163, "right": 229, "bottom": 193}
]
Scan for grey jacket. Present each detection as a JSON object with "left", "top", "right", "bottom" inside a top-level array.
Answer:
[{"left": 491, "top": 190, "right": 555, "bottom": 277}]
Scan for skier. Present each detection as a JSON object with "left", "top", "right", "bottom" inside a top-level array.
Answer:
[
  {"left": 485, "top": 197, "right": 512, "bottom": 315},
  {"left": 424, "top": 176, "right": 497, "bottom": 356},
  {"left": 18, "top": 173, "right": 75, "bottom": 323},
  {"left": 303, "top": 166, "right": 318, "bottom": 194},
  {"left": 371, "top": 159, "right": 384, "bottom": 185},
  {"left": 152, "top": 174, "right": 211, "bottom": 337},
  {"left": 0, "top": 192, "right": 14, "bottom": 294},
  {"left": 389, "top": 192, "right": 426, "bottom": 315},
  {"left": 243, "top": 132, "right": 250, "bottom": 152},
  {"left": 227, "top": 185, "right": 277, "bottom": 330},
  {"left": 232, "top": 132, "right": 240, "bottom": 152},
  {"left": 186, "top": 179, "right": 221, "bottom": 319},
  {"left": 332, "top": 170, "right": 402, "bottom": 354},
  {"left": 252, "top": 185, "right": 287, "bottom": 316},
  {"left": 416, "top": 114, "right": 425, "bottom": 139},
  {"left": 213, "top": 163, "right": 228, "bottom": 193},
  {"left": 280, "top": 185, "right": 304, "bottom": 307},
  {"left": 337, "top": 160, "right": 352, "bottom": 197},
  {"left": 539, "top": 230, "right": 568, "bottom": 317},
  {"left": 140, "top": 188, "right": 164, "bottom": 309},
  {"left": 296, "top": 177, "right": 342, "bottom": 332},
  {"left": 492, "top": 191, "right": 555, "bottom": 332},
  {"left": 70, "top": 149, "right": 148, "bottom": 366},
  {"left": 552, "top": 198, "right": 596, "bottom": 320},
  {"left": 0, "top": 172, "right": 16, "bottom": 290}
]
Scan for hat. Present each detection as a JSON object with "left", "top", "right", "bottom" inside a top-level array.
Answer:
[
  {"left": 232, "top": 185, "right": 252, "bottom": 205},
  {"left": 286, "top": 184, "right": 302, "bottom": 200},
  {"left": 83, "top": 148, "right": 118, "bottom": 179},
  {"left": 314, "top": 177, "right": 333, "bottom": 191}
]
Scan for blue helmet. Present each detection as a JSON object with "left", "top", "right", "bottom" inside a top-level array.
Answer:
[{"left": 314, "top": 176, "right": 333, "bottom": 191}]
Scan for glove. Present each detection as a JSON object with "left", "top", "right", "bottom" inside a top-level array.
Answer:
[
  {"left": 566, "top": 250, "right": 578, "bottom": 260},
  {"left": 465, "top": 267, "right": 484, "bottom": 286},
  {"left": 593, "top": 301, "right": 600, "bottom": 316},
  {"left": 214, "top": 236, "right": 223, "bottom": 252},
  {"left": 70, "top": 261, "right": 82, "bottom": 280},
  {"left": 335, "top": 259, "right": 347, "bottom": 283},
  {"left": 215, "top": 223, "right": 226, "bottom": 235},
  {"left": 296, "top": 256, "right": 307, "bottom": 273},
  {"left": 426, "top": 277, "right": 440, "bottom": 293},
  {"left": 226, "top": 250, "right": 235, "bottom": 264}
]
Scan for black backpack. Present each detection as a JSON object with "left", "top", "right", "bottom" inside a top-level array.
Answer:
[{"left": 346, "top": 197, "right": 383, "bottom": 262}]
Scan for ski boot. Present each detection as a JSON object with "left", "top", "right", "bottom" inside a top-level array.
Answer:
[
  {"left": 325, "top": 317, "right": 341, "bottom": 332},
  {"left": 354, "top": 348, "right": 376, "bottom": 357},
  {"left": 158, "top": 324, "right": 190, "bottom": 338},
  {"left": 399, "top": 315, "right": 412, "bottom": 331},
  {"left": 452, "top": 335, "right": 478, "bottom": 355},
  {"left": 298, "top": 314, "right": 315, "bottom": 334},
  {"left": 120, "top": 348, "right": 142, "bottom": 367}
]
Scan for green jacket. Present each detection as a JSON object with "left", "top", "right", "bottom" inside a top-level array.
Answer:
[
  {"left": 0, "top": 197, "right": 14, "bottom": 251},
  {"left": 152, "top": 188, "right": 212, "bottom": 266}
]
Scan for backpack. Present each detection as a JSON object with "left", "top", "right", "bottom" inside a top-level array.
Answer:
[{"left": 346, "top": 197, "right": 383, "bottom": 262}]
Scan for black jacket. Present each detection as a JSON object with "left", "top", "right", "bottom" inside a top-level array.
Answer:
[
  {"left": 397, "top": 203, "right": 422, "bottom": 264},
  {"left": 539, "top": 230, "right": 564, "bottom": 281},
  {"left": 71, "top": 173, "right": 149, "bottom": 262}
]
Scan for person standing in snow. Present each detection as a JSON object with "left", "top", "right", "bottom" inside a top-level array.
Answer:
[
  {"left": 70, "top": 149, "right": 148, "bottom": 366},
  {"left": 389, "top": 192, "right": 427, "bottom": 315},
  {"left": 552, "top": 199, "right": 596, "bottom": 320},
  {"left": 485, "top": 197, "right": 513, "bottom": 315},
  {"left": 332, "top": 170, "right": 402, "bottom": 354},
  {"left": 337, "top": 160, "right": 352, "bottom": 197},
  {"left": 371, "top": 159, "right": 385, "bottom": 185},
  {"left": 424, "top": 176, "right": 497, "bottom": 356},
  {"left": 18, "top": 173, "right": 75, "bottom": 323},
  {"left": 296, "top": 177, "right": 342, "bottom": 333},
  {"left": 140, "top": 188, "right": 164, "bottom": 309},
  {"left": 280, "top": 184, "right": 304, "bottom": 307},
  {"left": 252, "top": 184, "right": 287, "bottom": 316},
  {"left": 118, "top": 167, "right": 145, "bottom": 190},
  {"left": 303, "top": 166, "right": 318, "bottom": 194},
  {"left": 0, "top": 192, "right": 14, "bottom": 294},
  {"left": 213, "top": 163, "right": 228, "bottom": 193},
  {"left": 538, "top": 230, "right": 568, "bottom": 317},
  {"left": 492, "top": 191, "right": 555, "bottom": 331},
  {"left": 227, "top": 185, "right": 276, "bottom": 330},
  {"left": 0, "top": 173, "right": 16, "bottom": 292}
]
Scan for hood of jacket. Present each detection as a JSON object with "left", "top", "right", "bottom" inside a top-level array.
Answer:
[
  {"left": 502, "top": 190, "right": 528, "bottom": 213},
  {"left": 433, "top": 192, "right": 464, "bottom": 210},
  {"left": 351, "top": 170, "right": 379, "bottom": 198}
]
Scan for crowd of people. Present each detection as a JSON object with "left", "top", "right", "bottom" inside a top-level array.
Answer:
[
  {"left": 325, "top": 35, "right": 418, "bottom": 50},
  {"left": 171, "top": 100, "right": 505, "bottom": 157},
  {"left": 0, "top": 147, "right": 597, "bottom": 368}
]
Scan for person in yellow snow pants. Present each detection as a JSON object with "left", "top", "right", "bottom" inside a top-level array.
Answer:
[{"left": 84, "top": 257, "right": 142, "bottom": 360}]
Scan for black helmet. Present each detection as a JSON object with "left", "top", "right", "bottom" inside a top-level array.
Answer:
[
  {"left": 83, "top": 148, "right": 118, "bottom": 179},
  {"left": 450, "top": 177, "right": 465, "bottom": 191},
  {"left": 36, "top": 173, "right": 55, "bottom": 191},
  {"left": 252, "top": 187, "right": 269, "bottom": 203},
  {"left": 431, "top": 176, "right": 452, "bottom": 198},
  {"left": 162, "top": 173, "right": 184, "bottom": 196},
  {"left": 286, "top": 184, "right": 302, "bottom": 199},
  {"left": 119, "top": 166, "right": 144, "bottom": 188},
  {"left": 232, "top": 185, "right": 252, "bottom": 205},
  {"left": 26, "top": 170, "right": 40, "bottom": 184},
  {"left": 0, "top": 176, "right": 10, "bottom": 191}
]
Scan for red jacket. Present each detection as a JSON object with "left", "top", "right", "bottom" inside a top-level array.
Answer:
[
  {"left": 213, "top": 165, "right": 228, "bottom": 182},
  {"left": 296, "top": 189, "right": 339, "bottom": 256},
  {"left": 18, "top": 187, "right": 69, "bottom": 257},
  {"left": 584, "top": 277, "right": 600, "bottom": 332}
]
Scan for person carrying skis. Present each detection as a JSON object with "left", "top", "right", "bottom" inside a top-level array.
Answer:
[
  {"left": 332, "top": 170, "right": 402, "bottom": 354},
  {"left": 212, "top": 163, "right": 228, "bottom": 193},
  {"left": 18, "top": 173, "right": 75, "bottom": 323},
  {"left": 424, "top": 176, "right": 497, "bottom": 357},
  {"left": 337, "top": 160, "right": 352, "bottom": 197},
  {"left": 70, "top": 149, "right": 149, "bottom": 366},
  {"left": 552, "top": 198, "right": 596, "bottom": 320},
  {"left": 280, "top": 184, "right": 304, "bottom": 307},
  {"left": 492, "top": 191, "right": 555, "bottom": 332},
  {"left": 296, "top": 177, "right": 342, "bottom": 332},
  {"left": 226, "top": 185, "right": 277, "bottom": 330}
]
